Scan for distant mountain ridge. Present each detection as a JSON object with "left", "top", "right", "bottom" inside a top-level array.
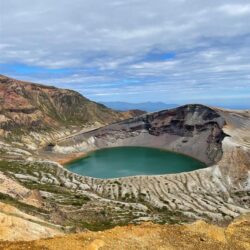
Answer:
[{"left": 101, "top": 101, "right": 178, "bottom": 112}]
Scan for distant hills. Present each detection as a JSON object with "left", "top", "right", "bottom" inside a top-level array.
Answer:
[{"left": 101, "top": 101, "right": 178, "bottom": 112}]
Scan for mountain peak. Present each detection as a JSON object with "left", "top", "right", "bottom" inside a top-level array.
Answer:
[{"left": 0, "top": 75, "right": 131, "bottom": 140}]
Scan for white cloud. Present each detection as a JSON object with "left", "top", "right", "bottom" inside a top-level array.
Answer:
[
  {"left": 218, "top": 4, "right": 250, "bottom": 16},
  {"left": 0, "top": 0, "right": 250, "bottom": 105},
  {"left": 130, "top": 61, "right": 179, "bottom": 70}
]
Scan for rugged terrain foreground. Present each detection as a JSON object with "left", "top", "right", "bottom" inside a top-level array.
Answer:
[
  {"left": 0, "top": 76, "right": 249, "bottom": 246},
  {"left": 0, "top": 214, "right": 249, "bottom": 250}
]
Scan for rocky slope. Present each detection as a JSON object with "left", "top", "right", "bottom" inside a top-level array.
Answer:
[
  {"left": 0, "top": 75, "right": 129, "bottom": 143},
  {"left": 0, "top": 202, "right": 62, "bottom": 241},
  {"left": 1, "top": 214, "right": 249, "bottom": 249},
  {"left": 121, "top": 109, "right": 146, "bottom": 119}
]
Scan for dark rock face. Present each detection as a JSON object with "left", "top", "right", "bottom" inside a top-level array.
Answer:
[
  {"left": 145, "top": 106, "right": 227, "bottom": 163},
  {"left": 136, "top": 105, "right": 226, "bottom": 164}
]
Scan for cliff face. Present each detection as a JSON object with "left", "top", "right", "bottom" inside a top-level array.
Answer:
[
  {"left": 0, "top": 75, "right": 125, "bottom": 137},
  {"left": 57, "top": 104, "right": 227, "bottom": 165}
]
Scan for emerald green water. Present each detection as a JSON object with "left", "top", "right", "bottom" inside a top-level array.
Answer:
[{"left": 66, "top": 147, "right": 206, "bottom": 179}]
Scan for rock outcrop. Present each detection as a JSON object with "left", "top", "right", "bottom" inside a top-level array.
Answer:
[{"left": 0, "top": 202, "right": 62, "bottom": 241}]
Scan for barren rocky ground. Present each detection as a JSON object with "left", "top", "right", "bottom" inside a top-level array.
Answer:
[{"left": 0, "top": 214, "right": 249, "bottom": 250}]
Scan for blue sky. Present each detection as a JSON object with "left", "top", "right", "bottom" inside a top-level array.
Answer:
[{"left": 0, "top": 0, "right": 250, "bottom": 108}]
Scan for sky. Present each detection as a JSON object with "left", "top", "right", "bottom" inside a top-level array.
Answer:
[{"left": 0, "top": 0, "right": 250, "bottom": 108}]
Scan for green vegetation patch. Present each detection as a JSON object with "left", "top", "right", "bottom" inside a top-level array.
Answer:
[
  {"left": 0, "top": 160, "right": 91, "bottom": 209},
  {"left": 0, "top": 192, "right": 48, "bottom": 215}
]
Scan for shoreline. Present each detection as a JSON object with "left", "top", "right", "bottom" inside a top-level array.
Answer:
[
  {"left": 54, "top": 145, "right": 208, "bottom": 167},
  {"left": 56, "top": 152, "right": 89, "bottom": 165}
]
